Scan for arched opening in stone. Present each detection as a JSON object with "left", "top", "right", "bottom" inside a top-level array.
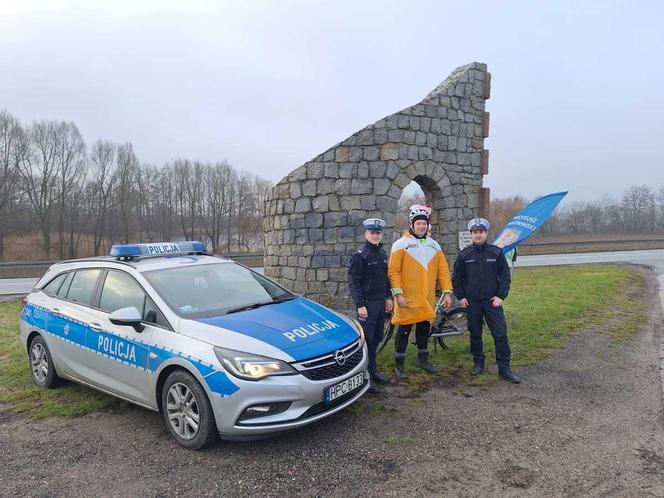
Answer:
[
  {"left": 394, "top": 177, "right": 446, "bottom": 242},
  {"left": 395, "top": 181, "right": 424, "bottom": 238}
]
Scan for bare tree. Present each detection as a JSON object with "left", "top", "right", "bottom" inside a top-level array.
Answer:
[
  {"left": 115, "top": 143, "right": 139, "bottom": 243},
  {"left": 225, "top": 170, "right": 238, "bottom": 251},
  {"left": 64, "top": 165, "right": 90, "bottom": 258},
  {"left": 155, "top": 164, "right": 176, "bottom": 241},
  {"left": 0, "top": 111, "right": 28, "bottom": 257},
  {"left": 622, "top": 185, "right": 655, "bottom": 232},
  {"left": 3, "top": 111, "right": 273, "bottom": 259},
  {"left": 201, "top": 162, "right": 232, "bottom": 252},
  {"left": 18, "top": 120, "right": 63, "bottom": 257},
  {"left": 88, "top": 140, "right": 117, "bottom": 255},
  {"left": 656, "top": 187, "right": 664, "bottom": 231},
  {"left": 54, "top": 121, "right": 86, "bottom": 258}
]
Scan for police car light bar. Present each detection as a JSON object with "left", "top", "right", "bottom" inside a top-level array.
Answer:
[{"left": 110, "top": 241, "right": 207, "bottom": 260}]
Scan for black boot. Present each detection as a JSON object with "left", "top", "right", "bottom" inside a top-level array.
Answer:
[
  {"left": 395, "top": 357, "right": 408, "bottom": 380},
  {"left": 470, "top": 362, "right": 485, "bottom": 376},
  {"left": 417, "top": 350, "right": 439, "bottom": 375},
  {"left": 499, "top": 370, "right": 521, "bottom": 383},
  {"left": 371, "top": 371, "right": 390, "bottom": 385}
]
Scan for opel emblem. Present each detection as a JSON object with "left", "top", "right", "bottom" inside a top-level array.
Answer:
[{"left": 334, "top": 350, "right": 346, "bottom": 366}]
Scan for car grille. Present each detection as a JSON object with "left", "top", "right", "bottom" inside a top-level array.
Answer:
[{"left": 293, "top": 339, "right": 364, "bottom": 381}]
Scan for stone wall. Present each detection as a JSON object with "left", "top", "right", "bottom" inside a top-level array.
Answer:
[{"left": 263, "top": 62, "right": 491, "bottom": 313}]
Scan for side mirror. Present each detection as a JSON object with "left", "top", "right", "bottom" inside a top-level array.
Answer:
[{"left": 109, "top": 307, "right": 145, "bottom": 333}]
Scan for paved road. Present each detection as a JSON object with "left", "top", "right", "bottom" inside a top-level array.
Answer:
[
  {"left": 0, "top": 277, "right": 38, "bottom": 296},
  {"left": 518, "top": 248, "right": 664, "bottom": 270}
]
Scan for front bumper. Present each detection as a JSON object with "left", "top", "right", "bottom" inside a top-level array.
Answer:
[{"left": 211, "top": 344, "right": 369, "bottom": 439}]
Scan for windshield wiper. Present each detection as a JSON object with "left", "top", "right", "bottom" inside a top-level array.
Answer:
[
  {"left": 272, "top": 295, "right": 296, "bottom": 303},
  {"left": 224, "top": 296, "right": 296, "bottom": 315}
]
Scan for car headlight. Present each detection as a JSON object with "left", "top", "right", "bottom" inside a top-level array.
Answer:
[
  {"left": 214, "top": 347, "right": 297, "bottom": 381},
  {"left": 350, "top": 317, "right": 365, "bottom": 346}
]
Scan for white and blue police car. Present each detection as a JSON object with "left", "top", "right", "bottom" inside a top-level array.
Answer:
[{"left": 19, "top": 242, "right": 369, "bottom": 449}]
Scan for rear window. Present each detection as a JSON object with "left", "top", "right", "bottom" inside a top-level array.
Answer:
[
  {"left": 66, "top": 269, "right": 102, "bottom": 306},
  {"left": 57, "top": 272, "right": 75, "bottom": 299},
  {"left": 42, "top": 273, "right": 68, "bottom": 296}
]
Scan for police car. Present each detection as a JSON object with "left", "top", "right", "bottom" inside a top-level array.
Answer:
[{"left": 19, "top": 242, "right": 369, "bottom": 449}]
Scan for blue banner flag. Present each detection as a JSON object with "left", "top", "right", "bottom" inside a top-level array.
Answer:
[{"left": 492, "top": 191, "right": 568, "bottom": 254}]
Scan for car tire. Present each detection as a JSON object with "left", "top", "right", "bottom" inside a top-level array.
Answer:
[
  {"left": 29, "top": 335, "right": 62, "bottom": 388},
  {"left": 161, "top": 369, "right": 218, "bottom": 450}
]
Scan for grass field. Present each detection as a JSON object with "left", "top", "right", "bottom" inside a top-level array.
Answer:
[
  {"left": 376, "top": 264, "right": 648, "bottom": 388},
  {"left": 0, "top": 302, "right": 122, "bottom": 418},
  {"left": 0, "top": 264, "right": 648, "bottom": 418}
]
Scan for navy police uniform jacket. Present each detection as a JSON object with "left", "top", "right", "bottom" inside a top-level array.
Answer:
[
  {"left": 452, "top": 243, "right": 511, "bottom": 301},
  {"left": 348, "top": 241, "right": 391, "bottom": 308}
]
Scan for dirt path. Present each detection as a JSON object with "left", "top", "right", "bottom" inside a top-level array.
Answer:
[{"left": 2, "top": 269, "right": 663, "bottom": 497}]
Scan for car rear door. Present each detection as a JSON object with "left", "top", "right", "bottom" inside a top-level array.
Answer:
[{"left": 45, "top": 268, "right": 103, "bottom": 382}]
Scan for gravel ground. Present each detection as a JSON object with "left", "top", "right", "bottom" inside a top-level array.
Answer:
[{"left": 1, "top": 269, "right": 663, "bottom": 497}]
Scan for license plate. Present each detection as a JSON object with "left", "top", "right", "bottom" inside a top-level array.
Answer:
[{"left": 325, "top": 372, "right": 366, "bottom": 402}]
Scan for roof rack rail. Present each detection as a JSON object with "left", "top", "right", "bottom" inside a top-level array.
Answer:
[{"left": 53, "top": 257, "right": 136, "bottom": 267}]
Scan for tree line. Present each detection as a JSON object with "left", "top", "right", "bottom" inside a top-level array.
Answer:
[
  {"left": 0, "top": 110, "right": 272, "bottom": 259},
  {"left": 491, "top": 185, "right": 664, "bottom": 238}
]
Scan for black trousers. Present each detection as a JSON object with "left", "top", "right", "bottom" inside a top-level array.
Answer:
[
  {"left": 358, "top": 299, "right": 385, "bottom": 376},
  {"left": 466, "top": 298, "right": 511, "bottom": 372},
  {"left": 394, "top": 321, "right": 430, "bottom": 357}
]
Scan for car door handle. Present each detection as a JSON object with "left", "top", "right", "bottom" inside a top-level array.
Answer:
[
  {"left": 88, "top": 322, "right": 103, "bottom": 332},
  {"left": 51, "top": 308, "right": 73, "bottom": 320}
]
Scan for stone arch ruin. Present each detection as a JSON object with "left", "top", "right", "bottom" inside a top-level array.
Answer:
[{"left": 263, "top": 62, "right": 491, "bottom": 312}]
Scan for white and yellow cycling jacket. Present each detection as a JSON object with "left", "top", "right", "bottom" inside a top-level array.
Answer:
[{"left": 388, "top": 231, "right": 453, "bottom": 325}]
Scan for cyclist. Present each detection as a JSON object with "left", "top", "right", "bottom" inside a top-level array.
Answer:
[
  {"left": 452, "top": 218, "right": 521, "bottom": 383},
  {"left": 388, "top": 205, "right": 452, "bottom": 379},
  {"left": 348, "top": 218, "right": 393, "bottom": 392}
]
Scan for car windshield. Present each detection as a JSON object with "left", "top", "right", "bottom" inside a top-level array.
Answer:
[{"left": 142, "top": 262, "right": 294, "bottom": 318}]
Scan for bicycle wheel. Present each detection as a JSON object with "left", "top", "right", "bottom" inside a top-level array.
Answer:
[{"left": 430, "top": 306, "right": 468, "bottom": 349}]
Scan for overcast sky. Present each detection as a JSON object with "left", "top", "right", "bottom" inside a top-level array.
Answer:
[{"left": 1, "top": 0, "right": 662, "bottom": 203}]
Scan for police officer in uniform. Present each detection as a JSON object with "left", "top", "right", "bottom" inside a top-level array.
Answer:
[
  {"left": 348, "top": 218, "right": 392, "bottom": 392},
  {"left": 452, "top": 218, "right": 521, "bottom": 383}
]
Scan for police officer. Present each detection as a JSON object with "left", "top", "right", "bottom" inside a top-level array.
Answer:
[
  {"left": 452, "top": 218, "right": 521, "bottom": 383},
  {"left": 347, "top": 218, "right": 393, "bottom": 391}
]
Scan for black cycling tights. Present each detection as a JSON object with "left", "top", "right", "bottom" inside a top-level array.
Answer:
[{"left": 395, "top": 321, "right": 430, "bottom": 354}]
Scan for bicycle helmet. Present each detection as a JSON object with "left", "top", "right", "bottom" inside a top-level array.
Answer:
[{"left": 409, "top": 204, "right": 431, "bottom": 226}]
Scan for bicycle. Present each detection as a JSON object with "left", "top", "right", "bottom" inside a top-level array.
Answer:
[{"left": 377, "top": 294, "right": 468, "bottom": 354}]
